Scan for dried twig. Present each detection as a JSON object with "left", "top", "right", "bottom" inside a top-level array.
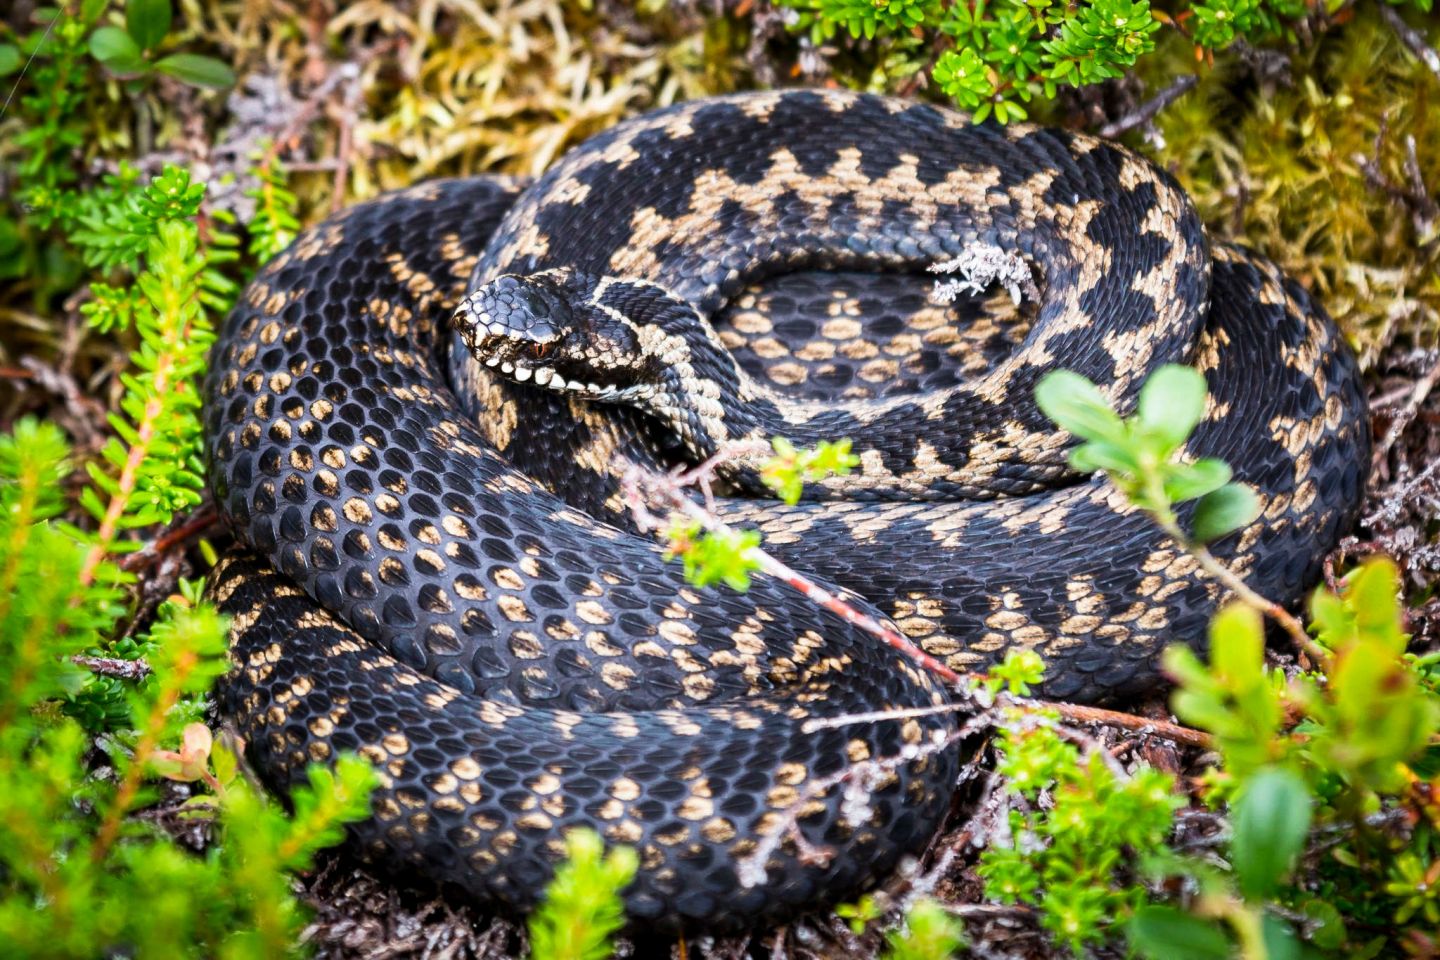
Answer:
[
  {"left": 71, "top": 655, "right": 152, "bottom": 681},
  {"left": 625, "top": 445, "right": 1223, "bottom": 750},
  {"left": 118, "top": 501, "right": 220, "bottom": 573},
  {"left": 732, "top": 712, "right": 997, "bottom": 887},
  {"left": 262, "top": 62, "right": 359, "bottom": 165},
  {"left": 622, "top": 445, "right": 964, "bottom": 685},
  {"left": 18, "top": 355, "right": 106, "bottom": 449},
  {"left": 1040, "top": 701, "right": 1213, "bottom": 750},
  {"left": 1099, "top": 74, "right": 1198, "bottom": 139},
  {"left": 1355, "top": 129, "right": 1439, "bottom": 242},
  {"left": 1380, "top": 5, "right": 1440, "bottom": 82},
  {"left": 1374, "top": 351, "right": 1440, "bottom": 466},
  {"left": 328, "top": 67, "right": 364, "bottom": 214}
]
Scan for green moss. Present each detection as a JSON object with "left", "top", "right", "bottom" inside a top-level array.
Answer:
[{"left": 1144, "top": 10, "right": 1439, "bottom": 358}]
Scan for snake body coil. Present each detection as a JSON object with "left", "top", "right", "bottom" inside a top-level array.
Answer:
[{"left": 204, "top": 90, "right": 1369, "bottom": 930}]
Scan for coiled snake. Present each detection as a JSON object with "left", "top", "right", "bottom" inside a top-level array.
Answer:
[{"left": 203, "top": 90, "right": 1369, "bottom": 931}]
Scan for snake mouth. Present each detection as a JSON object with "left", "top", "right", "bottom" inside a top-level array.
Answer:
[{"left": 478, "top": 352, "right": 658, "bottom": 402}]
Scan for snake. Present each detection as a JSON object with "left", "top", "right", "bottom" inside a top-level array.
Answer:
[{"left": 202, "top": 89, "right": 1370, "bottom": 932}]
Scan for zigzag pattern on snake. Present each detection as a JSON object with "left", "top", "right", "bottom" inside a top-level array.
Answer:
[{"left": 202, "top": 89, "right": 1369, "bottom": 931}]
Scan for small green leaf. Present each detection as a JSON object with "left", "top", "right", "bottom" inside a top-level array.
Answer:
[
  {"left": 529, "top": 829, "right": 637, "bottom": 960},
  {"left": 885, "top": 899, "right": 968, "bottom": 960},
  {"left": 1127, "top": 906, "right": 1232, "bottom": 960},
  {"left": 0, "top": 44, "right": 22, "bottom": 77},
  {"left": 1190, "top": 482, "right": 1259, "bottom": 543},
  {"left": 1209, "top": 603, "right": 1265, "bottom": 682},
  {"left": 1138, "top": 364, "right": 1207, "bottom": 450},
  {"left": 89, "top": 25, "right": 147, "bottom": 75},
  {"left": 126, "top": 0, "right": 172, "bottom": 51},
  {"left": 1261, "top": 915, "right": 1302, "bottom": 960},
  {"left": 1232, "top": 767, "right": 1312, "bottom": 900},
  {"left": 1035, "top": 370, "right": 1126, "bottom": 443},
  {"left": 1163, "top": 457, "right": 1231, "bottom": 504},
  {"left": 153, "top": 53, "right": 235, "bottom": 89},
  {"left": 1068, "top": 438, "right": 1140, "bottom": 474}
]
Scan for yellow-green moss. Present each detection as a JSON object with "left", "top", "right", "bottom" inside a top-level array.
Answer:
[{"left": 1144, "top": 12, "right": 1438, "bottom": 362}]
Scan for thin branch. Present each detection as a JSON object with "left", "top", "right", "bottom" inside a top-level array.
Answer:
[
  {"left": 328, "top": 69, "right": 363, "bottom": 215},
  {"left": 1040, "top": 700, "right": 1214, "bottom": 750},
  {"left": 262, "top": 62, "right": 359, "bottom": 165},
  {"left": 1153, "top": 509, "right": 1327, "bottom": 667},
  {"left": 77, "top": 391, "right": 171, "bottom": 588},
  {"left": 0, "top": 12, "right": 58, "bottom": 122},
  {"left": 71, "top": 655, "right": 152, "bottom": 681},
  {"left": 626, "top": 445, "right": 1225, "bottom": 758},
  {"left": 1099, "top": 74, "right": 1198, "bottom": 139},
  {"left": 623, "top": 447, "right": 964, "bottom": 685},
  {"left": 1379, "top": 4, "right": 1440, "bottom": 82},
  {"left": 119, "top": 502, "right": 221, "bottom": 573},
  {"left": 91, "top": 644, "right": 201, "bottom": 862},
  {"left": 802, "top": 696, "right": 1213, "bottom": 750},
  {"left": 1373, "top": 350, "right": 1440, "bottom": 467}
]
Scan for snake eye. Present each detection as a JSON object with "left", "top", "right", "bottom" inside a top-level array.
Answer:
[{"left": 530, "top": 341, "right": 553, "bottom": 360}]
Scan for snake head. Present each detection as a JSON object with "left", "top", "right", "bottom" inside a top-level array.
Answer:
[{"left": 453, "top": 269, "right": 670, "bottom": 403}]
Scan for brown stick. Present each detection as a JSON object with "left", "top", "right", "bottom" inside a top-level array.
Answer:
[
  {"left": 71, "top": 655, "right": 152, "bottom": 681},
  {"left": 1380, "top": 5, "right": 1440, "bottom": 81},
  {"left": 329, "top": 70, "right": 363, "bottom": 215},
  {"left": 622, "top": 450, "right": 963, "bottom": 686},
  {"left": 1373, "top": 351, "right": 1440, "bottom": 466},
  {"left": 1099, "top": 74, "right": 1198, "bottom": 139},
  {"left": 119, "top": 502, "right": 221, "bottom": 572},
  {"left": 1039, "top": 700, "right": 1214, "bottom": 750}
]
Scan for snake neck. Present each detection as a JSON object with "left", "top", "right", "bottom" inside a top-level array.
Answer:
[{"left": 599, "top": 276, "right": 846, "bottom": 488}]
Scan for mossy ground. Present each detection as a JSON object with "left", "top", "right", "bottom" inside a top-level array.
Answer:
[{"left": 1, "top": 1, "right": 1436, "bottom": 957}]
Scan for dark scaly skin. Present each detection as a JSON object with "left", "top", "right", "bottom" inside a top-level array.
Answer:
[
  {"left": 716, "top": 245, "right": 1369, "bottom": 701},
  {"left": 204, "top": 178, "right": 957, "bottom": 931},
  {"left": 203, "top": 91, "right": 1369, "bottom": 931},
  {"left": 470, "top": 90, "right": 1213, "bottom": 501}
]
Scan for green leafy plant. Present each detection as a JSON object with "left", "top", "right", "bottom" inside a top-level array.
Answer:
[
  {"left": 89, "top": 0, "right": 236, "bottom": 90},
  {"left": 1146, "top": 560, "right": 1440, "bottom": 957},
  {"left": 72, "top": 165, "right": 237, "bottom": 577},
  {"left": 658, "top": 438, "right": 858, "bottom": 591},
  {"left": 246, "top": 155, "right": 302, "bottom": 262},
  {"left": 1033, "top": 364, "right": 1439, "bottom": 956},
  {"left": 884, "top": 899, "right": 968, "bottom": 960},
  {"left": 1036, "top": 364, "right": 1258, "bottom": 546},
  {"left": 528, "top": 829, "right": 639, "bottom": 960},
  {"left": 0, "top": 419, "right": 379, "bottom": 958},
  {"left": 1036, "top": 363, "right": 1326, "bottom": 663},
  {"left": 779, "top": 0, "right": 1432, "bottom": 123},
  {"left": 976, "top": 692, "right": 1184, "bottom": 952}
]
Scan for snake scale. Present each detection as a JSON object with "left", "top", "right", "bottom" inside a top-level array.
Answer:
[{"left": 203, "top": 90, "right": 1369, "bottom": 931}]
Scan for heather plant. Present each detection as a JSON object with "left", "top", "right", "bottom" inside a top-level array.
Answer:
[
  {"left": 0, "top": 418, "right": 379, "bottom": 957},
  {"left": 1038, "top": 367, "right": 1440, "bottom": 957},
  {"left": 0, "top": 7, "right": 370, "bottom": 951},
  {"left": 779, "top": 0, "right": 1433, "bottom": 124}
]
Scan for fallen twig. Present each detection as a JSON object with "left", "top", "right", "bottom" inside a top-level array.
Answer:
[
  {"left": 1099, "top": 74, "right": 1198, "bottom": 139},
  {"left": 1039, "top": 700, "right": 1213, "bottom": 750},
  {"left": 118, "top": 501, "right": 221, "bottom": 573},
  {"left": 71, "top": 655, "right": 152, "bottom": 681},
  {"left": 1380, "top": 5, "right": 1440, "bottom": 82},
  {"left": 1355, "top": 128, "right": 1438, "bottom": 243},
  {"left": 1373, "top": 350, "right": 1440, "bottom": 466},
  {"left": 328, "top": 68, "right": 363, "bottom": 214},
  {"left": 622, "top": 445, "right": 964, "bottom": 685}
]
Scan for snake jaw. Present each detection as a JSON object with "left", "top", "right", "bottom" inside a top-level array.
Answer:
[{"left": 454, "top": 268, "right": 682, "bottom": 407}]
